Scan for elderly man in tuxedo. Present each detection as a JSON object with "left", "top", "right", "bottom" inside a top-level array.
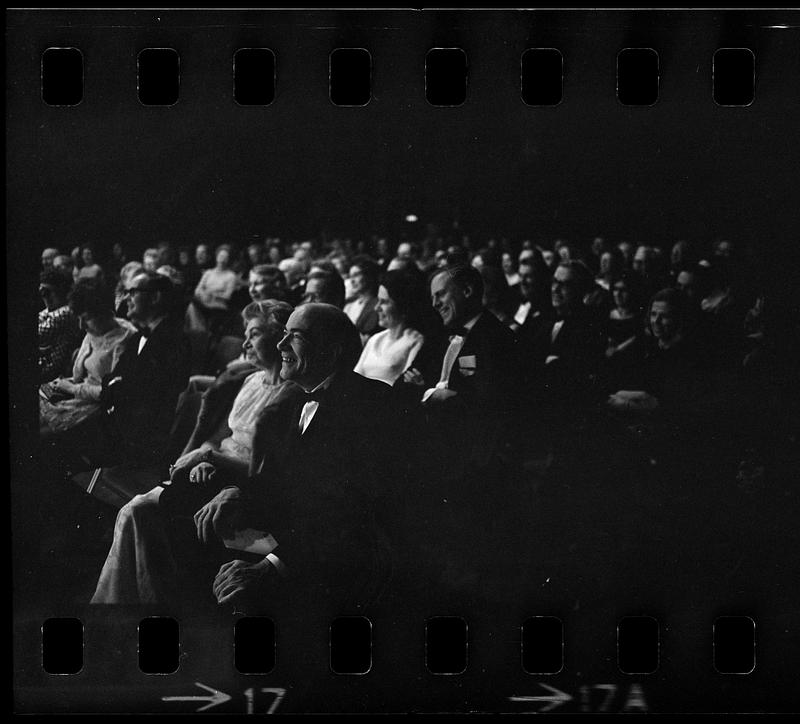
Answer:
[
  {"left": 208, "top": 303, "right": 397, "bottom": 612},
  {"left": 94, "top": 303, "right": 398, "bottom": 614}
]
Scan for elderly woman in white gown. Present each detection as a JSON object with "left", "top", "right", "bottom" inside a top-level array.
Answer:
[{"left": 91, "top": 299, "right": 292, "bottom": 605}]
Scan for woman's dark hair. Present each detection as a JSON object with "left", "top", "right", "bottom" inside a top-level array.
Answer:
[
  {"left": 68, "top": 278, "right": 114, "bottom": 318},
  {"left": 380, "top": 269, "right": 433, "bottom": 333},
  {"left": 350, "top": 255, "right": 381, "bottom": 296}
]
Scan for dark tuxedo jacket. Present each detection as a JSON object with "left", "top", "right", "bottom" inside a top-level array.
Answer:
[
  {"left": 244, "top": 371, "right": 400, "bottom": 611},
  {"left": 521, "top": 310, "right": 606, "bottom": 408},
  {"left": 102, "top": 317, "right": 191, "bottom": 463},
  {"left": 446, "top": 310, "right": 521, "bottom": 413},
  {"left": 423, "top": 310, "right": 523, "bottom": 477}
]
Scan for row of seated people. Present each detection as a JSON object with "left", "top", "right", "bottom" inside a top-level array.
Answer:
[
  {"left": 40, "top": 249, "right": 786, "bottom": 475},
  {"left": 37, "top": 257, "right": 794, "bottom": 616},
  {"left": 39, "top": 231, "right": 753, "bottom": 383}
]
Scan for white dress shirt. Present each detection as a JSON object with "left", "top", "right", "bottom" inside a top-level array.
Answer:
[
  {"left": 298, "top": 373, "right": 336, "bottom": 435},
  {"left": 422, "top": 313, "right": 481, "bottom": 402},
  {"left": 136, "top": 316, "right": 165, "bottom": 355}
]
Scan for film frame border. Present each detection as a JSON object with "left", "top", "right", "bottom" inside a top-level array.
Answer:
[{"left": 9, "top": 7, "right": 800, "bottom": 715}]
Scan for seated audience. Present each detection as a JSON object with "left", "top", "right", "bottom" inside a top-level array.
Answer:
[
  {"left": 107, "top": 242, "right": 127, "bottom": 284},
  {"left": 601, "top": 271, "right": 647, "bottom": 391},
  {"left": 595, "top": 247, "right": 625, "bottom": 292},
  {"left": 142, "top": 247, "right": 160, "bottom": 273},
  {"left": 93, "top": 303, "right": 396, "bottom": 613},
  {"left": 501, "top": 251, "right": 520, "bottom": 288},
  {"left": 38, "top": 268, "right": 81, "bottom": 382},
  {"left": 669, "top": 239, "right": 700, "bottom": 282},
  {"left": 40, "top": 279, "right": 136, "bottom": 437},
  {"left": 52, "top": 254, "right": 75, "bottom": 276},
  {"left": 195, "top": 242, "right": 213, "bottom": 270},
  {"left": 249, "top": 264, "right": 288, "bottom": 303},
  {"left": 520, "top": 260, "right": 605, "bottom": 408},
  {"left": 245, "top": 242, "right": 266, "bottom": 270},
  {"left": 176, "top": 245, "right": 200, "bottom": 296},
  {"left": 114, "top": 261, "right": 144, "bottom": 317},
  {"left": 633, "top": 244, "right": 670, "bottom": 299},
  {"left": 41, "top": 247, "right": 59, "bottom": 271},
  {"left": 510, "top": 249, "right": 553, "bottom": 334},
  {"left": 344, "top": 256, "right": 381, "bottom": 342},
  {"left": 301, "top": 269, "right": 345, "bottom": 308},
  {"left": 92, "top": 271, "right": 191, "bottom": 467},
  {"left": 92, "top": 299, "right": 291, "bottom": 604},
  {"left": 478, "top": 264, "right": 515, "bottom": 325},
  {"left": 606, "top": 287, "right": 707, "bottom": 420},
  {"left": 187, "top": 268, "right": 291, "bottom": 393},
  {"left": 278, "top": 257, "right": 306, "bottom": 305},
  {"left": 699, "top": 262, "right": 746, "bottom": 367},
  {"left": 185, "top": 244, "right": 240, "bottom": 335},
  {"left": 75, "top": 243, "right": 104, "bottom": 281}
]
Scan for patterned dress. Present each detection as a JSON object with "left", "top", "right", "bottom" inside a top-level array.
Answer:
[{"left": 39, "top": 318, "right": 137, "bottom": 433}]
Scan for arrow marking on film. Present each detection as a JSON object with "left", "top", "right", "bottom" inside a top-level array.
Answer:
[
  {"left": 162, "top": 681, "right": 232, "bottom": 712},
  {"left": 509, "top": 683, "right": 573, "bottom": 713}
]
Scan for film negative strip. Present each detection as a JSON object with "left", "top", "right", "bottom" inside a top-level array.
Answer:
[{"left": 9, "top": 8, "right": 800, "bottom": 714}]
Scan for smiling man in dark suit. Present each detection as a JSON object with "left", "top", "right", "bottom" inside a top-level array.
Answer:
[
  {"left": 205, "top": 303, "right": 399, "bottom": 613},
  {"left": 411, "top": 264, "right": 531, "bottom": 609},
  {"left": 422, "top": 263, "right": 522, "bottom": 476}
]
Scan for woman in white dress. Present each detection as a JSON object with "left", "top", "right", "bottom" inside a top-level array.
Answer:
[{"left": 354, "top": 269, "right": 429, "bottom": 386}]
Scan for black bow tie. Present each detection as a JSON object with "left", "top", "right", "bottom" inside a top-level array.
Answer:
[
  {"left": 449, "top": 327, "right": 469, "bottom": 338},
  {"left": 139, "top": 326, "right": 152, "bottom": 338},
  {"left": 305, "top": 388, "right": 326, "bottom": 402}
]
